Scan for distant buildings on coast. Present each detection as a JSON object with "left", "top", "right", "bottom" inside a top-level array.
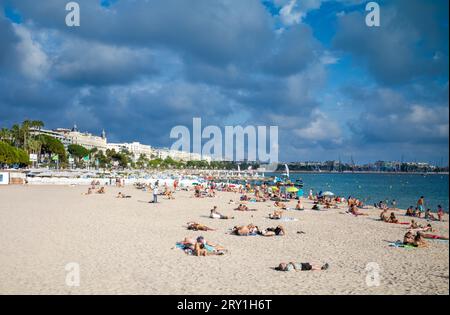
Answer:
[
  {"left": 30, "top": 125, "right": 211, "bottom": 163},
  {"left": 283, "top": 160, "right": 448, "bottom": 173}
]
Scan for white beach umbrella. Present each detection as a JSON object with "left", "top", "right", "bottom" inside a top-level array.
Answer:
[{"left": 321, "top": 191, "right": 335, "bottom": 197}]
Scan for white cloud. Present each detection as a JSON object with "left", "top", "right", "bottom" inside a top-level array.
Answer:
[
  {"left": 294, "top": 110, "right": 343, "bottom": 144},
  {"left": 13, "top": 25, "right": 50, "bottom": 80}
]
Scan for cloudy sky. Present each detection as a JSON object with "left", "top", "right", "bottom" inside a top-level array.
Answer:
[{"left": 0, "top": 0, "right": 448, "bottom": 164}]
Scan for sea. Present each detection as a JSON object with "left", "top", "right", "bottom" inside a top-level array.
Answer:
[{"left": 268, "top": 173, "right": 449, "bottom": 212}]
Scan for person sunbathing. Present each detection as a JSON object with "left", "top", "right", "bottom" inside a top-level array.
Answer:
[
  {"left": 234, "top": 204, "right": 256, "bottom": 211},
  {"left": 409, "top": 221, "right": 433, "bottom": 232},
  {"left": 97, "top": 187, "right": 106, "bottom": 194},
  {"left": 187, "top": 222, "right": 215, "bottom": 231},
  {"left": 275, "top": 262, "right": 329, "bottom": 272},
  {"left": 193, "top": 236, "right": 226, "bottom": 256},
  {"left": 274, "top": 201, "right": 287, "bottom": 209},
  {"left": 406, "top": 207, "right": 414, "bottom": 217},
  {"left": 437, "top": 205, "right": 444, "bottom": 221},
  {"left": 295, "top": 200, "right": 304, "bottom": 210},
  {"left": 413, "top": 232, "right": 428, "bottom": 248},
  {"left": 403, "top": 231, "right": 416, "bottom": 246},
  {"left": 380, "top": 209, "right": 389, "bottom": 222},
  {"left": 164, "top": 189, "right": 175, "bottom": 200},
  {"left": 388, "top": 212, "right": 399, "bottom": 223},
  {"left": 269, "top": 210, "right": 283, "bottom": 220},
  {"left": 116, "top": 192, "right": 131, "bottom": 198},
  {"left": 349, "top": 204, "right": 368, "bottom": 216},
  {"left": 210, "top": 206, "right": 234, "bottom": 219},
  {"left": 84, "top": 188, "right": 93, "bottom": 195},
  {"left": 259, "top": 225, "right": 286, "bottom": 236},
  {"left": 425, "top": 209, "right": 437, "bottom": 221},
  {"left": 231, "top": 224, "right": 259, "bottom": 236}
]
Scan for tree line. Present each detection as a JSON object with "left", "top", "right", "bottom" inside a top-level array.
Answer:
[{"left": 1, "top": 120, "right": 259, "bottom": 170}]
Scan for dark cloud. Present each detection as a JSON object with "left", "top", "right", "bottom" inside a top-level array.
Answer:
[
  {"left": 0, "top": 0, "right": 448, "bottom": 164},
  {"left": 333, "top": 0, "right": 449, "bottom": 85}
]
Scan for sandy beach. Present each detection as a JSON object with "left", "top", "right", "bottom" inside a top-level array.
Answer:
[{"left": 0, "top": 184, "right": 448, "bottom": 295}]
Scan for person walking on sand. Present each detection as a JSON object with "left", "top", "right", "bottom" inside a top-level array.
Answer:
[{"left": 153, "top": 184, "right": 159, "bottom": 203}]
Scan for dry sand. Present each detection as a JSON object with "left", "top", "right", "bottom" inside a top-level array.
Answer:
[{"left": 0, "top": 185, "right": 448, "bottom": 295}]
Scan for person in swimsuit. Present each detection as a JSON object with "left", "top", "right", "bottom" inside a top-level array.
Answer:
[
  {"left": 380, "top": 209, "right": 389, "bottom": 222},
  {"left": 295, "top": 200, "right": 304, "bottom": 210},
  {"left": 417, "top": 196, "right": 425, "bottom": 216},
  {"left": 437, "top": 205, "right": 444, "bottom": 221},
  {"left": 193, "top": 236, "right": 226, "bottom": 256},
  {"left": 234, "top": 204, "right": 257, "bottom": 211},
  {"left": 269, "top": 210, "right": 283, "bottom": 220},
  {"left": 349, "top": 204, "right": 368, "bottom": 216},
  {"left": 210, "top": 206, "right": 234, "bottom": 219},
  {"left": 116, "top": 192, "right": 131, "bottom": 198},
  {"left": 259, "top": 225, "right": 285, "bottom": 236},
  {"left": 275, "top": 262, "right": 329, "bottom": 272},
  {"left": 413, "top": 232, "right": 428, "bottom": 248},
  {"left": 187, "top": 222, "right": 215, "bottom": 231},
  {"left": 231, "top": 224, "right": 259, "bottom": 236},
  {"left": 406, "top": 207, "right": 414, "bottom": 217},
  {"left": 403, "top": 231, "right": 415, "bottom": 246},
  {"left": 388, "top": 212, "right": 399, "bottom": 223},
  {"left": 97, "top": 187, "right": 106, "bottom": 194}
]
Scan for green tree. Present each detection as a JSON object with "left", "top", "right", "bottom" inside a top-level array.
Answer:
[
  {"left": 39, "top": 135, "right": 67, "bottom": 163},
  {"left": 68, "top": 144, "right": 90, "bottom": 160}
]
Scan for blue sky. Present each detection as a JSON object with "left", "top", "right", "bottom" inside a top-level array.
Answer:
[{"left": 0, "top": 0, "right": 448, "bottom": 164}]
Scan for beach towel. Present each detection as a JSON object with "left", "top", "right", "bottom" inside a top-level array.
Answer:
[
  {"left": 277, "top": 217, "right": 298, "bottom": 222},
  {"left": 388, "top": 241, "right": 416, "bottom": 248},
  {"left": 422, "top": 234, "right": 449, "bottom": 240}
]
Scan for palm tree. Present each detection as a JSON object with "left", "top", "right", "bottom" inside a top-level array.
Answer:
[
  {"left": 0, "top": 128, "right": 12, "bottom": 143},
  {"left": 10, "top": 124, "right": 21, "bottom": 147}
]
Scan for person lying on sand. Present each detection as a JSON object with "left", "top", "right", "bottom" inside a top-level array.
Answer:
[
  {"left": 210, "top": 206, "right": 234, "bottom": 219},
  {"left": 116, "top": 192, "right": 131, "bottom": 198},
  {"left": 97, "top": 187, "right": 106, "bottom": 194},
  {"left": 234, "top": 204, "right": 257, "bottom": 211},
  {"left": 295, "top": 200, "right": 304, "bottom": 210},
  {"left": 83, "top": 188, "right": 93, "bottom": 195},
  {"left": 258, "top": 225, "right": 286, "bottom": 236},
  {"left": 275, "top": 262, "right": 329, "bottom": 272},
  {"left": 274, "top": 201, "right": 287, "bottom": 209},
  {"left": 231, "top": 224, "right": 259, "bottom": 236},
  {"left": 269, "top": 210, "right": 283, "bottom": 220},
  {"left": 187, "top": 222, "right": 215, "bottom": 231},
  {"left": 409, "top": 220, "right": 433, "bottom": 232},
  {"left": 179, "top": 236, "right": 226, "bottom": 256}
]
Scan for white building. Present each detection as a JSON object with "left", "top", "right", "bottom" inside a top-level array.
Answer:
[
  {"left": 107, "top": 142, "right": 154, "bottom": 161},
  {"left": 30, "top": 125, "right": 107, "bottom": 151}
]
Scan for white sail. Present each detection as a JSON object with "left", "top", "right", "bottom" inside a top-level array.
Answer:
[{"left": 284, "top": 164, "right": 290, "bottom": 178}]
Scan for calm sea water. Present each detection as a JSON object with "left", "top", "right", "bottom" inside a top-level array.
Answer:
[{"left": 268, "top": 173, "right": 449, "bottom": 212}]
